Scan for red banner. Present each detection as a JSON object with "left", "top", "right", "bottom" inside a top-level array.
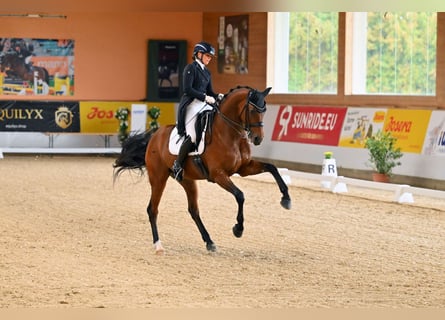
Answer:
[{"left": 271, "top": 105, "right": 347, "bottom": 146}]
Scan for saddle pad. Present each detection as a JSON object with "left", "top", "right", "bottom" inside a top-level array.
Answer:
[{"left": 168, "top": 99, "right": 212, "bottom": 155}]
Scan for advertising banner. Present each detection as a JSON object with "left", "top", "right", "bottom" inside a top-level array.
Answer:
[
  {"left": 339, "top": 107, "right": 387, "bottom": 148},
  {"left": 80, "top": 101, "right": 134, "bottom": 134},
  {"left": 80, "top": 101, "right": 176, "bottom": 134},
  {"left": 384, "top": 109, "right": 431, "bottom": 154},
  {"left": 148, "top": 102, "right": 176, "bottom": 126},
  {"left": 130, "top": 104, "right": 147, "bottom": 133},
  {"left": 0, "top": 38, "right": 74, "bottom": 96},
  {"left": 0, "top": 100, "right": 79, "bottom": 132},
  {"left": 271, "top": 105, "right": 347, "bottom": 146},
  {"left": 422, "top": 110, "right": 445, "bottom": 156}
]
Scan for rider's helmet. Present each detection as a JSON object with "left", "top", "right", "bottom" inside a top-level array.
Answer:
[{"left": 193, "top": 41, "right": 215, "bottom": 58}]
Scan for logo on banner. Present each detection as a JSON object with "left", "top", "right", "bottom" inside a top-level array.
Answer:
[
  {"left": 272, "top": 105, "right": 347, "bottom": 146},
  {"left": 0, "top": 108, "right": 44, "bottom": 121},
  {"left": 55, "top": 106, "right": 73, "bottom": 129}
]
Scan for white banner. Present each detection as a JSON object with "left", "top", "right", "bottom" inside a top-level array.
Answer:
[{"left": 130, "top": 104, "right": 147, "bottom": 133}]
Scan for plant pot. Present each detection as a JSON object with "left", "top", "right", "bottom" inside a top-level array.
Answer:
[{"left": 372, "top": 172, "right": 390, "bottom": 183}]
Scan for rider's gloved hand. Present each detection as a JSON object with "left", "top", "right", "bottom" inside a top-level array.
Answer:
[{"left": 205, "top": 95, "right": 216, "bottom": 104}]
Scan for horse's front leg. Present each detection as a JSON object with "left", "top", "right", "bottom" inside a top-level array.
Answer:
[
  {"left": 238, "top": 161, "right": 291, "bottom": 210},
  {"left": 180, "top": 179, "right": 216, "bottom": 252},
  {"left": 213, "top": 174, "right": 245, "bottom": 238},
  {"left": 262, "top": 163, "right": 291, "bottom": 209}
]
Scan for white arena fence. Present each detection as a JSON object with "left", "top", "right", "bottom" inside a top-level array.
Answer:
[
  {"left": 0, "top": 147, "right": 121, "bottom": 155},
  {"left": 1, "top": 148, "right": 444, "bottom": 205},
  {"left": 241, "top": 168, "right": 445, "bottom": 205}
]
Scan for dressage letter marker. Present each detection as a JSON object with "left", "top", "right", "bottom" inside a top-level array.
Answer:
[{"left": 321, "top": 158, "right": 338, "bottom": 188}]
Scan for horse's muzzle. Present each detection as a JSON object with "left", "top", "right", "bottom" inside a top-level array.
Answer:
[{"left": 252, "top": 135, "right": 263, "bottom": 146}]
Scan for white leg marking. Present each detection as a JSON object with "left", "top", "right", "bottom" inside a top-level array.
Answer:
[{"left": 154, "top": 240, "right": 165, "bottom": 255}]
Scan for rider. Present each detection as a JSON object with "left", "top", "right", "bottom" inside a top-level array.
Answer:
[
  {"left": 171, "top": 41, "right": 223, "bottom": 182},
  {"left": 14, "top": 40, "right": 34, "bottom": 71}
]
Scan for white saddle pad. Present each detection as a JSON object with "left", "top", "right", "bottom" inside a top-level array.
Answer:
[{"left": 168, "top": 99, "right": 213, "bottom": 155}]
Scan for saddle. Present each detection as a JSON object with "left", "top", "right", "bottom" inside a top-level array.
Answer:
[{"left": 168, "top": 100, "right": 215, "bottom": 155}]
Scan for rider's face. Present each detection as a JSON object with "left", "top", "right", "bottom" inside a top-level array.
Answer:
[{"left": 200, "top": 53, "right": 213, "bottom": 65}]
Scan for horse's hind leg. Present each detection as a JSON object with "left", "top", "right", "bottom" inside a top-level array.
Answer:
[
  {"left": 146, "top": 174, "right": 169, "bottom": 254},
  {"left": 147, "top": 200, "right": 164, "bottom": 254},
  {"left": 181, "top": 179, "right": 216, "bottom": 252}
]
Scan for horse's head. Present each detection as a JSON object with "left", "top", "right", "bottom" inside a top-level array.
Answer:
[
  {"left": 243, "top": 87, "right": 271, "bottom": 145},
  {"left": 218, "top": 86, "right": 271, "bottom": 145}
]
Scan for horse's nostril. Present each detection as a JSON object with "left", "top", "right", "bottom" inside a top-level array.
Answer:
[{"left": 253, "top": 136, "right": 263, "bottom": 145}]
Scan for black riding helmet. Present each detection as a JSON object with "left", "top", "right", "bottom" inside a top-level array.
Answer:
[{"left": 193, "top": 41, "right": 215, "bottom": 59}]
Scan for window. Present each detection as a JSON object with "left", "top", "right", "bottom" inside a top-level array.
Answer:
[
  {"left": 268, "top": 12, "right": 437, "bottom": 96},
  {"left": 268, "top": 12, "right": 338, "bottom": 94},
  {"left": 349, "top": 12, "right": 437, "bottom": 95}
]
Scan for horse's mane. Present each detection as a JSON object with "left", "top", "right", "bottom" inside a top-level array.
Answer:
[
  {"left": 219, "top": 85, "right": 255, "bottom": 106},
  {"left": 221, "top": 85, "right": 267, "bottom": 114},
  {"left": 225, "top": 85, "right": 255, "bottom": 95}
]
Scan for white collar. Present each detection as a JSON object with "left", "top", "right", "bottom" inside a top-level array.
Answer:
[{"left": 196, "top": 59, "right": 205, "bottom": 70}]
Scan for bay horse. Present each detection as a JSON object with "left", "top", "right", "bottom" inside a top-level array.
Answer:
[
  {"left": 0, "top": 52, "right": 49, "bottom": 83},
  {"left": 113, "top": 86, "right": 291, "bottom": 254}
]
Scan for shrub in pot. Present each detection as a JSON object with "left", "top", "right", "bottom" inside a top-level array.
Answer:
[{"left": 364, "top": 130, "right": 403, "bottom": 182}]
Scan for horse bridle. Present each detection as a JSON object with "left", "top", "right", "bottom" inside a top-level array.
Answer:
[
  {"left": 215, "top": 89, "right": 267, "bottom": 136},
  {"left": 245, "top": 90, "right": 267, "bottom": 128}
]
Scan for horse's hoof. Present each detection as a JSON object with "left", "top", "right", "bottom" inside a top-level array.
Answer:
[
  {"left": 232, "top": 224, "right": 244, "bottom": 238},
  {"left": 206, "top": 242, "right": 217, "bottom": 252},
  {"left": 154, "top": 240, "right": 165, "bottom": 255},
  {"left": 281, "top": 197, "right": 291, "bottom": 210}
]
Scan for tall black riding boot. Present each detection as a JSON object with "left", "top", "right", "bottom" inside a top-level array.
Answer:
[{"left": 172, "top": 135, "right": 193, "bottom": 182}]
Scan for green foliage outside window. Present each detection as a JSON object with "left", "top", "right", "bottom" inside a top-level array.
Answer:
[
  {"left": 287, "top": 12, "right": 436, "bottom": 95},
  {"left": 366, "top": 12, "right": 436, "bottom": 95},
  {"left": 288, "top": 12, "right": 338, "bottom": 94}
]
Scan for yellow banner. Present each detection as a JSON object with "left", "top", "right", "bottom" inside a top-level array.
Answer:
[
  {"left": 145, "top": 102, "right": 176, "bottom": 127},
  {"left": 384, "top": 109, "right": 432, "bottom": 154},
  {"left": 80, "top": 101, "right": 176, "bottom": 134}
]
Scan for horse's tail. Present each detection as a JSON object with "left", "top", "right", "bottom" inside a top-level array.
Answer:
[{"left": 113, "top": 129, "right": 155, "bottom": 180}]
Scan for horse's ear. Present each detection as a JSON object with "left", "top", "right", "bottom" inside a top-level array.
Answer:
[{"left": 263, "top": 87, "right": 272, "bottom": 95}]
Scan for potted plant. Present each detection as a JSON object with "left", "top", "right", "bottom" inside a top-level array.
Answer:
[
  {"left": 115, "top": 107, "right": 130, "bottom": 144},
  {"left": 147, "top": 106, "right": 161, "bottom": 130},
  {"left": 364, "top": 130, "right": 403, "bottom": 182}
]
